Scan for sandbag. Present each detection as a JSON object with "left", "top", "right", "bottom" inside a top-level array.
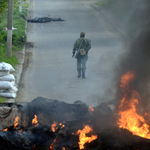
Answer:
[
  {"left": 0, "top": 81, "right": 15, "bottom": 89},
  {"left": 11, "top": 86, "right": 18, "bottom": 92},
  {"left": 0, "top": 62, "right": 15, "bottom": 71},
  {"left": 0, "top": 92, "right": 16, "bottom": 98},
  {"left": 0, "top": 86, "right": 18, "bottom": 93},
  {"left": 0, "top": 74, "right": 15, "bottom": 81},
  {"left": 0, "top": 71, "right": 9, "bottom": 77}
]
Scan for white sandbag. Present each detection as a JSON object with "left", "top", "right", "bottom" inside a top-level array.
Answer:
[
  {"left": 0, "top": 62, "right": 9, "bottom": 71},
  {"left": 0, "top": 90, "right": 5, "bottom": 93},
  {"left": 11, "top": 81, "right": 15, "bottom": 86},
  {"left": 0, "top": 86, "right": 18, "bottom": 93},
  {"left": 0, "top": 92, "right": 16, "bottom": 98},
  {"left": 0, "top": 62, "right": 15, "bottom": 71},
  {"left": 0, "top": 81, "right": 14, "bottom": 89},
  {"left": 0, "top": 74, "right": 15, "bottom": 81},
  {"left": 11, "top": 86, "right": 18, "bottom": 92},
  {"left": 0, "top": 71, "right": 9, "bottom": 77}
]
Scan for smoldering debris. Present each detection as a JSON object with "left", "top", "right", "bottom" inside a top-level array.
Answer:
[
  {"left": 0, "top": 97, "right": 150, "bottom": 149},
  {"left": 27, "top": 17, "right": 65, "bottom": 23}
]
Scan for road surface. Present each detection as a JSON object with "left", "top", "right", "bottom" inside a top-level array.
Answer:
[{"left": 16, "top": 0, "right": 123, "bottom": 106}]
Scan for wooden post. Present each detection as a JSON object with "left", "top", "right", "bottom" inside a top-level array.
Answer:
[
  {"left": 6, "top": 0, "right": 13, "bottom": 58},
  {"left": 19, "top": 0, "right": 22, "bottom": 13}
]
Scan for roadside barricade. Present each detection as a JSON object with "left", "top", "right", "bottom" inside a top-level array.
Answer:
[{"left": 0, "top": 62, "right": 18, "bottom": 99}]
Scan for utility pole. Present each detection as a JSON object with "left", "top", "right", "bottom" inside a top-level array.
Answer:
[
  {"left": 6, "top": 0, "right": 13, "bottom": 58},
  {"left": 19, "top": 0, "right": 22, "bottom": 13}
]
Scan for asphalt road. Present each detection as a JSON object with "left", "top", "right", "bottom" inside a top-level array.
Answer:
[{"left": 16, "top": 0, "right": 123, "bottom": 106}]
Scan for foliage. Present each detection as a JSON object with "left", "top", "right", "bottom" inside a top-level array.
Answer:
[
  {"left": 0, "top": 0, "right": 28, "bottom": 67},
  {"left": 0, "top": 44, "right": 19, "bottom": 68},
  {"left": 0, "top": 0, "right": 28, "bottom": 102},
  {"left": 0, "top": 97, "right": 6, "bottom": 103},
  {"left": 0, "top": 0, "right": 26, "bottom": 22},
  {"left": 0, "top": 0, "right": 8, "bottom": 21}
]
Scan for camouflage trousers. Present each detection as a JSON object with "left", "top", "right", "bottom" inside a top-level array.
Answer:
[{"left": 77, "top": 55, "right": 88, "bottom": 72}]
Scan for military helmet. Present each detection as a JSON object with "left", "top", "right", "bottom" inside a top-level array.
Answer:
[{"left": 80, "top": 32, "right": 85, "bottom": 37}]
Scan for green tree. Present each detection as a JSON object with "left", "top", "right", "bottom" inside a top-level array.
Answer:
[
  {"left": 0, "top": 0, "right": 8, "bottom": 21},
  {"left": 0, "top": 0, "right": 25, "bottom": 22}
]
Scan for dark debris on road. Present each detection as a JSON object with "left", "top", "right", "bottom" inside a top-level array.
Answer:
[{"left": 27, "top": 17, "right": 65, "bottom": 23}]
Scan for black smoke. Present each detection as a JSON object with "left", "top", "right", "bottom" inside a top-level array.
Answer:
[{"left": 116, "top": 0, "right": 150, "bottom": 111}]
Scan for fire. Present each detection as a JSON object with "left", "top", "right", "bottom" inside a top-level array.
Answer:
[
  {"left": 120, "top": 71, "right": 135, "bottom": 89},
  {"left": 14, "top": 116, "right": 19, "bottom": 128},
  {"left": 19, "top": 128, "right": 23, "bottom": 133},
  {"left": 50, "top": 138, "right": 57, "bottom": 150},
  {"left": 118, "top": 71, "right": 150, "bottom": 139},
  {"left": 88, "top": 106, "right": 94, "bottom": 115},
  {"left": 60, "top": 124, "right": 65, "bottom": 129},
  {"left": 33, "top": 145, "right": 36, "bottom": 149},
  {"left": 76, "top": 125, "right": 97, "bottom": 149},
  {"left": 32, "top": 115, "right": 39, "bottom": 127},
  {"left": 51, "top": 121, "right": 57, "bottom": 132},
  {"left": 3, "top": 128, "right": 8, "bottom": 132}
]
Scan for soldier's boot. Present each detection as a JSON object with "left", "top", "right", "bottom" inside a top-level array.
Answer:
[
  {"left": 77, "top": 70, "right": 81, "bottom": 78},
  {"left": 82, "top": 71, "right": 86, "bottom": 78}
]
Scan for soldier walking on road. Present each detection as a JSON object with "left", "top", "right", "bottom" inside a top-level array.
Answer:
[{"left": 72, "top": 32, "right": 91, "bottom": 78}]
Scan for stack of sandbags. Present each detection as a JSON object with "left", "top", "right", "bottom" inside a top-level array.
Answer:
[{"left": 0, "top": 62, "right": 18, "bottom": 99}]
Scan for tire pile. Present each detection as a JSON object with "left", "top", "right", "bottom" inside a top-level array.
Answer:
[
  {"left": 0, "top": 62, "right": 18, "bottom": 99},
  {"left": 27, "top": 17, "right": 64, "bottom": 23}
]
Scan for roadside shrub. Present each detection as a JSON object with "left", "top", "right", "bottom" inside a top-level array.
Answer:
[
  {"left": 12, "top": 33, "right": 18, "bottom": 41},
  {"left": 0, "top": 44, "right": 5, "bottom": 55}
]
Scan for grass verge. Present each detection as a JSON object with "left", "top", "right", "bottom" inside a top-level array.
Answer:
[
  {"left": 0, "top": 97, "right": 6, "bottom": 103},
  {"left": 0, "top": 2, "right": 29, "bottom": 103}
]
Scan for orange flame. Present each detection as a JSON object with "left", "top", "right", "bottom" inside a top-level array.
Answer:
[
  {"left": 76, "top": 125, "right": 97, "bottom": 149},
  {"left": 120, "top": 71, "right": 135, "bottom": 89},
  {"left": 61, "top": 124, "right": 65, "bottom": 129},
  {"left": 19, "top": 128, "right": 23, "bottom": 133},
  {"left": 51, "top": 121, "right": 57, "bottom": 132},
  {"left": 50, "top": 138, "right": 57, "bottom": 150},
  {"left": 118, "top": 71, "right": 150, "bottom": 139},
  {"left": 3, "top": 128, "right": 8, "bottom": 132},
  {"left": 32, "top": 115, "right": 39, "bottom": 127},
  {"left": 14, "top": 116, "right": 19, "bottom": 128},
  {"left": 88, "top": 106, "right": 94, "bottom": 115}
]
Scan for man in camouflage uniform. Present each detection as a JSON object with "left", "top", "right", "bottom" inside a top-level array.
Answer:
[{"left": 72, "top": 32, "right": 91, "bottom": 78}]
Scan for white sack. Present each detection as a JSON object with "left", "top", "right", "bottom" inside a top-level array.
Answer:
[
  {"left": 11, "top": 86, "right": 18, "bottom": 92},
  {"left": 0, "top": 74, "right": 15, "bottom": 81},
  {"left": 0, "top": 62, "right": 15, "bottom": 71},
  {"left": 0, "top": 71, "right": 9, "bottom": 77},
  {"left": 0, "top": 81, "right": 15, "bottom": 89},
  {"left": 0, "top": 86, "right": 18, "bottom": 93},
  {"left": 0, "top": 92, "right": 16, "bottom": 98},
  {"left": 11, "top": 81, "right": 15, "bottom": 86}
]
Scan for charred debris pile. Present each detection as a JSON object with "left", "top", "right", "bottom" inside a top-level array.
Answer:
[
  {"left": 27, "top": 17, "right": 64, "bottom": 23},
  {"left": 0, "top": 97, "right": 150, "bottom": 150}
]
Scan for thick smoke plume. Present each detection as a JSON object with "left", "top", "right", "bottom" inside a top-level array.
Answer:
[{"left": 116, "top": 0, "right": 150, "bottom": 110}]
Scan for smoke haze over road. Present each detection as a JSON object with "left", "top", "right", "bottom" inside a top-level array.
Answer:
[{"left": 114, "top": 0, "right": 150, "bottom": 109}]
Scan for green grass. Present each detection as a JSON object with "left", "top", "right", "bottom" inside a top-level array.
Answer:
[
  {"left": 0, "top": 7, "right": 28, "bottom": 64},
  {"left": 0, "top": 97, "right": 6, "bottom": 103},
  {"left": 0, "top": 3, "right": 28, "bottom": 103},
  {"left": 22, "top": 2, "right": 29, "bottom": 8}
]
